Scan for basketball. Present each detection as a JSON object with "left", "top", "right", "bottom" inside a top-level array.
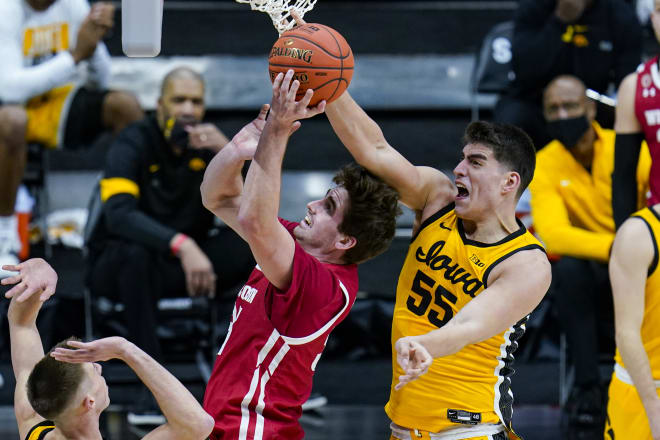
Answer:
[{"left": 268, "top": 23, "right": 354, "bottom": 106}]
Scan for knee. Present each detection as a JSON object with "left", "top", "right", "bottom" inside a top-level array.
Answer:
[
  {"left": 0, "top": 106, "right": 27, "bottom": 152},
  {"left": 103, "top": 91, "right": 143, "bottom": 129}
]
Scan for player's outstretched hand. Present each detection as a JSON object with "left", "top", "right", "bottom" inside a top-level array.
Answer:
[
  {"left": 230, "top": 104, "right": 271, "bottom": 160},
  {"left": 290, "top": 10, "right": 307, "bottom": 27},
  {"left": 51, "top": 337, "right": 129, "bottom": 363},
  {"left": 269, "top": 70, "right": 326, "bottom": 128},
  {"left": 394, "top": 337, "right": 433, "bottom": 390},
  {"left": 2, "top": 258, "right": 57, "bottom": 303}
]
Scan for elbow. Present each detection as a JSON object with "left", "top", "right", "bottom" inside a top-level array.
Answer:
[
  {"left": 236, "top": 208, "right": 262, "bottom": 239},
  {"left": 191, "top": 412, "right": 215, "bottom": 439}
]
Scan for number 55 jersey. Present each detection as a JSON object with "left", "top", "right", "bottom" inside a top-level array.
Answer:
[{"left": 385, "top": 203, "right": 545, "bottom": 434}]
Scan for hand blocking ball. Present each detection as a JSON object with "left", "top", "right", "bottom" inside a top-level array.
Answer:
[{"left": 269, "top": 23, "right": 354, "bottom": 106}]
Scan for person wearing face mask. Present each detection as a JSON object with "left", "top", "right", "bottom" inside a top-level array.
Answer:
[
  {"left": 85, "top": 66, "right": 255, "bottom": 422},
  {"left": 529, "top": 74, "right": 651, "bottom": 431}
]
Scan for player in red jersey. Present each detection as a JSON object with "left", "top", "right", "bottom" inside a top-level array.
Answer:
[
  {"left": 199, "top": 70, "right": 401, "bottom": 440},
  {"left": 612, "top": 0, "right": 660, "bottom": 227}
]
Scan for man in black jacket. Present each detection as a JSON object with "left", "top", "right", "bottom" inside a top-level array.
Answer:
[
  {"left": 495, "top": 0, "right": 641, "bottom": 149},
  {"left": 86, "top": 66, "right": 254, "bottom": 417}
]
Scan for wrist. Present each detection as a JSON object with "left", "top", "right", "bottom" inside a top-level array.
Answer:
[{"left": 170, "top": 233, "right": 190, "bottom": 257}]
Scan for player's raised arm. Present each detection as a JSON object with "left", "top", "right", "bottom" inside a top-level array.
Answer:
[
  {"left": 52, "top": 337, "right": 214, "bottom": 440},
  {"left": 613, "top": 72, "right": 644, "bottom": 228},
  {"left": 200, "top": 104, "right": 270, "bottom": 236},
  {"left": 3, "top": 259, "right": 58, "bottom": 438},
  {"left": 237, "top": 70, "right": 324, "bottom": 289}
]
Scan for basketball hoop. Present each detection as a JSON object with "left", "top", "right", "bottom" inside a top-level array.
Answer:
[{"left": 235, "top": 0, "right": 318, "bottom": 35}]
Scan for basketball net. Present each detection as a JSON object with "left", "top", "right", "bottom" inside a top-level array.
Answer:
[{"left": 235, "top": 0, "right": 318, "bottom": 35}]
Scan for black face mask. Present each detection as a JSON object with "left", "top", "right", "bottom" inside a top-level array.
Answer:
[
  {"left": 162, "top": 117, "right": 192, "bottom": 150},
  {"left": 546, "top": 115, "right": 590, "bottom": 149}
]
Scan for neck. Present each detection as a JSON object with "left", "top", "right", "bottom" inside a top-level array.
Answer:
[
  {"left": 570, "top": 126, "right": 595, "bottom": 169},
  {"left": 461, "top": 204, "right": 519, "bottom": 243},
  {"left": 52, "top": 413, "right": 102, "bottom": 440}
]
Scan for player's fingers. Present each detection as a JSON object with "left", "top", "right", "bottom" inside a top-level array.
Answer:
[
  {"left": 280, "top": 70, "right": 295, "bottom": 95},
  {"left": 288, "top": 80, "right": 300, "bottom": 101},
  {"left": 40, "top": 286, "right": 56, "bottom": 302},
  {"left": 5, "top": 282, "right": 27, "bottom": 299},
  {"left": 290, "top": 10, "right": 306, "bottom": 26},
  {"left": 272, "top": 72, "right": 284, "bottom": 96},
  {"left": 310, "top": 100, "right": 327, "bottom": 116},
  {"left": 185, "top": 271, "right": 195, "bottom": 296},
  {"left": 66, "top": 340, "right": 88, "bottom": 349},
  {"left": 298, "top": 88, "right": 314, "bottom": 108},
  {"left": 16, "top": 286, "right": 41, "bottom": 303},
  {"left": 1, "top": 274, "right": 21, "bottom": 286},
  {"left": 257, "top": 104, "right": 270, "bottom": 120},
  {"left": 289, "top": 121, "right": 302, "bottom": 135},
  {"left": 1, "top": 264, "right": 21, "bottom": 272}
]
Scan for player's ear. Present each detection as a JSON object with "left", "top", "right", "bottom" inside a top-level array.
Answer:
[
  {"left": 336, "top": 235, "right": 357, "bottom": 251},
  {"left": 502, "top": 171, "right": 520, "bottom": 196}
]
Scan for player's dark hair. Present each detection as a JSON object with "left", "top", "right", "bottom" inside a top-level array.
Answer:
[
  {"left": 463, "top": 121, "right": 536, "bottom": 198},
  {"left": 27, "top": 337, "right": 86, "bottom": 420},
  {"left": 333, "top": 163, "right": 401, "bottom": 264}
]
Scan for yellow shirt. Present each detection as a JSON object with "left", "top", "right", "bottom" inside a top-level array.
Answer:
[
  {"left": 614, "top": 207, "right": 660, "bottom": 376},
  {"left": 530, "top": 121, "right": 651, "bottom": 262},
  {"left": 385, "top": 204, "right": 545, "bottom": 433}
]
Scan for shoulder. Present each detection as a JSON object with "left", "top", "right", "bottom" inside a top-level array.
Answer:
[
  {"left": 488, "top": 246, "right": 550, "bottom": 286},
  {"left": 618, "top": 71, "right": 639, "bottom": 96},
  {"left": 419, "top": 167, "right": 455, "bottom": 224}
]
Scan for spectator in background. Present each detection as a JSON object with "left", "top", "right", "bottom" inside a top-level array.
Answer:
[
  {"left": 0, "top": 0, "right": 144, "bottom": 277},
  {"left": 86, "top": 66, "right": 255, "bottom": 421},
  {"left": 530, "top": 75, "right": 650, "bottom": 431},
  {"left": 495, "top": 0, "right": 641, "bottom": 150}
]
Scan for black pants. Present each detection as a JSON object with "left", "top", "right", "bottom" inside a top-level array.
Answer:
[
  {"left": 553, "top": 256, "right": 614, "bottom": 387},
  {"left": 87, "top": 227, "right": 254, "bottom": 362}
]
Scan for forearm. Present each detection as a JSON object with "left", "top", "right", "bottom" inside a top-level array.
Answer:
[
  {"left": 617, "top": 330, "right": 660, "bottom": 414},
  {"left": 0, "top": 52, "right": 77, "bottom": 103},
  {"left": 413, "top": 319, "right": 473, "bottom": 359},
  {"left": 86, "top": 42, "right": 111, "bottom": 89},
  {"left": 120, "top": 341, "right": 212, "bottom": 437},
  {"left": 200, "top": 142, "right": 245, "bottom": 210},
  {"left": 239, "top": 121, "right": 289, "bottom": 231},
  {"left": 8, "top": 295, "right": 45, "bottom": 382},
  {"left": 613, "top": 133, "right": 643, "bottom": 228},
  {"left": 104, "top": 197, "right": 177, "bottom": 252},
  {"left": 325, "top": 92, "right": 389, "bottom": 169}
]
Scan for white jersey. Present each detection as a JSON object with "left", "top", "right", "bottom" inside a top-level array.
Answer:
[{"left": 0, "top": 0, "right": 111, "bottom": 104}]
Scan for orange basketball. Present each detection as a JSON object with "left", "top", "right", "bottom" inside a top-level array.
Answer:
[{"left": 268, "top": 23, "right": 354, "bottom": 106}]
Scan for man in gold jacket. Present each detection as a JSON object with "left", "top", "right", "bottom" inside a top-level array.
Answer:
[{"left": 529, "top": 75, "right": 650, "bottom": 430}]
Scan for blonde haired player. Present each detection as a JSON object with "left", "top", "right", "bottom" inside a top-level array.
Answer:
[{"left": 604, "top": 204, "right": 660, "bottom": 439}]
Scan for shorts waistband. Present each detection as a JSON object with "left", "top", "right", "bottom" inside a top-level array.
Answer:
[{"left": 390, "top": 422, "right": 505, "bottom": 440}]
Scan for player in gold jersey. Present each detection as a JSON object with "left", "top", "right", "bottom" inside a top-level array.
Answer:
[
  {"left": 283, "top": 18, "right": 551, "bottom": 434},
  {"left": 324, "top": 88, "right": 551, "bottom": 438},
  {"left": 605, "top": 205, "right": 660, "bottom": 439}
]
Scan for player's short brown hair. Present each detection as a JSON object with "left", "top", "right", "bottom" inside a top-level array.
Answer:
[
  {"left": 27, "top": 337, "right": 86, "bottom": 420},
  {"left": 463, "top": 121, "right": 536, "bottom": 198},
  {"left": 333, "top": 163, "right": 401, "bottom": 264}
]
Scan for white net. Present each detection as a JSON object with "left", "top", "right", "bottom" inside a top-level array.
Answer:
[{"left": 235, "top": 0, "right": 318, "bottom": 35}]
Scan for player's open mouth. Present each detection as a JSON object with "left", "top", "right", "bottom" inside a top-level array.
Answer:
[
  {"left": 456, "top": 183, "right": 469, "bottom": 200},
  {"left": 303, "top": 215, "right": 312, "bottom": 227}
]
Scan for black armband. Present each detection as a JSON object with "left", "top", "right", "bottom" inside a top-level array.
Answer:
[{"left": 612, "top": 132, "right": 644, "bottom": 229}]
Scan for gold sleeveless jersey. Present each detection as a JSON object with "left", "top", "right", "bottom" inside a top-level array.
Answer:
[
  {"left": 614, "top": 207, "right": 660, "bottom": 376},
  {"left": 385, "top": 204, "right": 545, "bottom": 433},
  {"left": 25, "top": 420, "right": 54, "bottom": 440}
]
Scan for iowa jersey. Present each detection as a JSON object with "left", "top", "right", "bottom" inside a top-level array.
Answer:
[
  {"left": 614, "top": 207, "right": 660, "bottom": 376},
  {"left": 385, "top": 203, "right": 545, "bottom": 434},
  {"left": 24, "top": 421, "right": 54, "bottom": 440}
]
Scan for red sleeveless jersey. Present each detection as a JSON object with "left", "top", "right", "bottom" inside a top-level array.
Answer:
[
  {"left": 635, "top": 55, "right": 660, "bottom": 205},
  {"left": 203, "top": 219, "right": 358, "bottom": 440}
]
